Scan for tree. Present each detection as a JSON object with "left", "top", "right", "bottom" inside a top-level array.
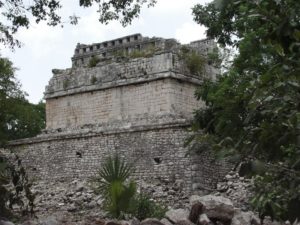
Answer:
[
  {"left": 0, "top": 57, "right": 45, "bottom": 146},
  {"left": 0, "top": 56, "right": 44, "bottom": 219},
  {"left": 0, "top": 0, "right": 156, "bottom": 49},
  {"left": 0, "top": 56, "right": 43, "bottom": 219},
  {"left": 189, "top": 0, "right": 300, "bottom": 221},
  {"left": 0, "top": 57, "right": 23, "bottom": 145},
  {"left": 5, "top": 99, "right": 46, "bottom": 141}
]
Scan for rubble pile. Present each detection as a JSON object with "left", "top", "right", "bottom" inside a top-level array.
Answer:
[
  {"left": 2, "top": 194, "right": 298, "bottom": 225},
  {"left": 214, "top": 171, "right": 254, "bottom": 210},
  {"left": 29, "top": 179, "right": 105, "bottom": 219},
  {"left": 138, "top": 179, "right": 189, "bottom": 209}
]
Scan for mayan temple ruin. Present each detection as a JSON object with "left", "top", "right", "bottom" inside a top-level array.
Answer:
[{"left": 8, "top": 34, "right": 230, "bottom": 198}]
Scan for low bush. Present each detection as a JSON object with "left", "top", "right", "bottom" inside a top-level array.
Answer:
[
  {"left": 131, "top": 193, "right": 167, "bottom": 220},
  {"left": 90, "top": 76, "right": 97, "bottom": 84},
  {"left": 88, "top": 56, "right": 100, "bottom": 67},
  {"left": 186, "top": 51, "right": 206, "bottom": 75},
  {"left": 179, "top": 46, "right": 206, "bottom": 75}
]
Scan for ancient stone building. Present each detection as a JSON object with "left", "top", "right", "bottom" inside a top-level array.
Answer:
[{"left": 8, "top": 34, "right": 229, "bottom": 197}]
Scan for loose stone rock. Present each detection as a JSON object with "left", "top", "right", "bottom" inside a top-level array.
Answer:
[
  {"left": 165, "top": 209, "right": 189, "bottom": 223},
  {"left": 140, "top": 219, "right": 165, "bottom": 225}
]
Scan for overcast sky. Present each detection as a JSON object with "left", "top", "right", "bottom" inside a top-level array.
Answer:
[{"left": 1, "top": 0, "right": 211, "bottom": 103}]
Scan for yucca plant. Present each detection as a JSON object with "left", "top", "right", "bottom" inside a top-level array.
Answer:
[{"left": 93, "top": 154, "right": 136, "bottom": 218}]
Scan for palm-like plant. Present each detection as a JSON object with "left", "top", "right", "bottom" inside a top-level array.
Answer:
[
  {"left": 93, "top": 154, "right": 136, "bottom": 218},
  {"left": 106, "top": 180, "right": 136, "bottom": 218},
  {"left": 94, "top": 154, "right": 134, "bottom": 194}
]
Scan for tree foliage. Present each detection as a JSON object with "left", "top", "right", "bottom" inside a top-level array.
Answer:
[
  {"left": 0, "top": 57, "right": 45, "bottom": 146},
  {"left": 0, "top": 0, "right": 156, "bottom": 49},
  {"left": 190, "top": 0, "right": 300, "bottom": 221}
]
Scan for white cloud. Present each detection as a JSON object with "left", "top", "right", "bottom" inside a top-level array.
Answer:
[
  {"left": 175, "top": 22, "right": 207, "bottom": 44},
  {"left": 15, "top": 23, "right": 64, "bottom": 59}
]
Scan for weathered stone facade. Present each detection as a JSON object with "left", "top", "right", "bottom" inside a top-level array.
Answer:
[
  {"left": 8, "top": 34, "right": 230, "bottom": 197},
  {"left": 46, "top": 78, "right": 202, "bottom": 130}
]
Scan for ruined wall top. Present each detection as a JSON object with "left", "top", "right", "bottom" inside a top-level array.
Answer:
[
  {"left": 45, "top": 34, "right": 218, "bottom": 99},
  {"left": 71, "top": 33, "right": 179, "bottom": 67}
]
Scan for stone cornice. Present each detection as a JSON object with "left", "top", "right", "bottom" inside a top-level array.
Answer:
[
  {"left": 44, "top": 70, "right": 203, "bottom": 99},
  {"left": 8, "top": 119, "right": 191, "bottom": 146}
]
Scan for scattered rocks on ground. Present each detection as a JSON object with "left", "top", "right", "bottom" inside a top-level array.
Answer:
[
  {"left": 28, "top": 179, "right": 105, "bottom": 221},
  {"left": 215, "top": 171, "right": 254, "bottom": 210},
  {"left": 231, "top": 209, "right": 257, "bottom": 225},
  {"left": 138, "top": 179, "right": 189, "bottom": 209},
  {"left": 2, "top": 174, "right": 297, "bottom": 225},
  {"left": 39, "top": 216, "right": 59, "bottom": 225}
]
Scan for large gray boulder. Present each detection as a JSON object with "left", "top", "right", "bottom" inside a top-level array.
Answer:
[
  {"left": 19, "top": 221, "right": 38, "bottom": 225},
  {"left": 174, "top": 220, "right": 195, "bottom": 225},
  {"left": 0, "top": 220, "right": 15, "bottom": 225},
  {"left": 198, "top": 214, "right": 213, "bottom": 225},
  {"left": 165, "top": 209, "right": 189, "bottom": 223},
  {"left": 140, "top": 219, "right": 165, "bottom": 225},
  {"left": 105, "top": 221, "right": 123, "bottom": 225},
  {"left": 160, "top": 219, "right": 172, "bottom": 225},
  {"left": 189, "top": 195, "right": 234, "bottom": 222},
  {"left": 189, "top": 202, "right": 205, "bottom": 223},
  {"left": 231, "top": 209, "right": 254, "bottom": 225}
]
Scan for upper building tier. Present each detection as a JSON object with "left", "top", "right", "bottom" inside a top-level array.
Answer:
[
  {"left": 45, "top": 34, "right": 218, "bottom": 99},
  {"left": 71, "top": 33, "right": 214, "bottom": 67}
]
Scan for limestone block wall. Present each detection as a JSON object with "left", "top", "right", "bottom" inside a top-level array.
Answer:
[
  {"left": 9, "top": 125, "right": 230, "bottom": 192},
  {"left": 46, "top": 52, "right": 180, "bottom": 98},
  {"left": 46, "top": 78, "right": 203, "bottom": 130},
  {"left": 189, "top": 39, "right": 216, "bottom": 55}
]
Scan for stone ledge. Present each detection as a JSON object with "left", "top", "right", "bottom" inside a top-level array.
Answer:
[
  {"left": 45, "top": 71, "right": 203, "bottom": 99},
  {"left": 8, "top": 120, "right": 191, "bottom": 146}
]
